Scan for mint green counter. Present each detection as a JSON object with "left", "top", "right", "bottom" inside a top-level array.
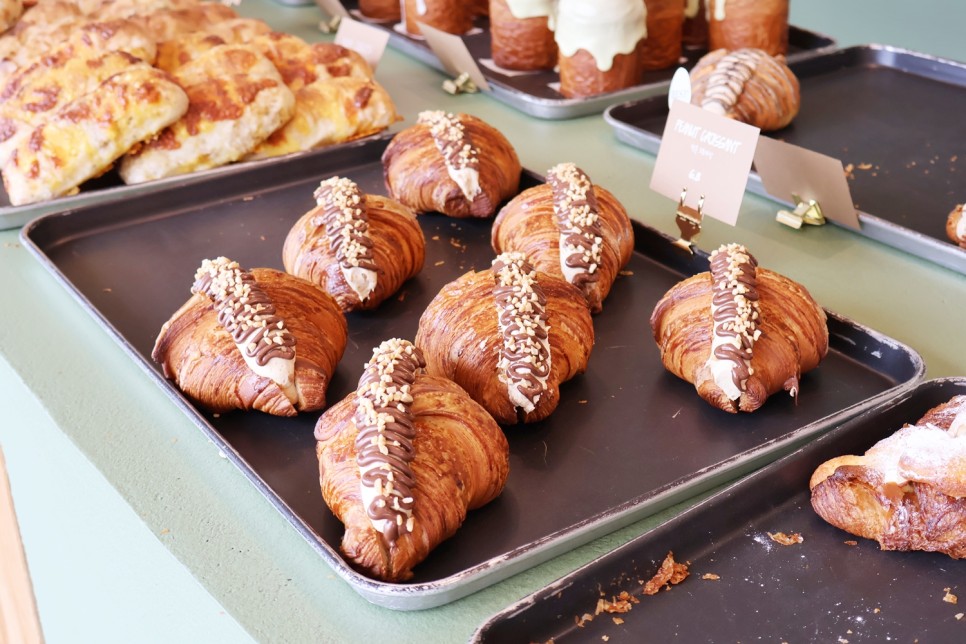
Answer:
[{"left": 1, "top": 1, "right": 963, "bottom": 642}]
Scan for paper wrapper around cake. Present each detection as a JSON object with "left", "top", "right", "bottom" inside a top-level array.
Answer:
[
  {"left": 315, "top": 373, "right": 510, "bottom": 582},
  {"left": 650, "top": 268, "right": 828, "bottom": 413},
  {"left": 810, "top": 396, "right": 966, "bottom": 559},
  {"left": 489, "top": 0, "right": 556, "bottom": 71},
  {"left": 706, "top": 0, "right": 788, "bottom": 56}
]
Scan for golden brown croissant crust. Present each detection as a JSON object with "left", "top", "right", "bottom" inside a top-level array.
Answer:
[
  {"left": 491, "top": 164, "right": 634, "bottom": 314},
  {"left": 706, "top": 0, "right": 789, "bottom": 56},
  {"left": 947, "top": 204, "right": 966, "bottom": 248},
  {"left": 282, "top": 178, "right": 425, "bottom": 312},
  {"left": 489, "top": 0, "right": 556, "bottom": 71},
  {"left": 315, "top": 360, "right": 509, "bottom": 582},
  {"left": 810, "top": 396, "right": 966, "bottom": 559},
  {"left": 650, "top": 245, "right": 828, "bottom": 413},
  {"left": 152, "top": 265, "right": 347, "bottom": 417},
  {"left": 690, "top": 48, "right": 800, "bottom": 131},
  {"left": 382, "top": 111, "right": 521, "bottom": 219},
  {"left": 415, "top": 255, "right": 594, "bottom": 424}
]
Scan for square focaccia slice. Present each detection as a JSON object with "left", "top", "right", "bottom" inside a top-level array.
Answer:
[
  {"left": 119, "top": 44, "right": 296, "bottom": 184},
  {"left": 246, "top": 77, "right": 398, "bottom": 160},
  {"left": 1, "top": 64, "right": 189, "bottom": 205}
]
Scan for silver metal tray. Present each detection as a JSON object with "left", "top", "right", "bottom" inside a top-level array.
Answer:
[
  {"left": 340, "top": 2, "right": 835, "bottom": 120},
  {"left": 0, "top": 132, "right": 393, "bottom": 231},
  {"left": 20, "top": 136, "right": 923, "bottom": 610},
  {"left": 473, "top": 377, "right": 966, "bottom": 643},
  {"left": 604, "top": 45, "right": 966, "bottom": 275}
]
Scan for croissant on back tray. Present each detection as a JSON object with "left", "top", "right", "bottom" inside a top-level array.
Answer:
[
  {"left": 810, "top": 395, "right": 966, "bottom": 559},
  {"left": 650, "top": 243, "right": 828, "bottom": 413},
  {"left": 152, "top": 257, "right": 347, "bottom": 417},
  {"left": 416, "top": 252, "right": 594, "bottom": 425},
  {"left": 283, "top": 176, "right": 425, "bottom": 312},
  {"left": 382, "top": 110, "right": 522, "bottom": 219},
  {"left": 315, "top": 339, "right": 510, "bottom": 582},
  {"left": 492, "top": 162, "right": 634, "bottom": 314}
]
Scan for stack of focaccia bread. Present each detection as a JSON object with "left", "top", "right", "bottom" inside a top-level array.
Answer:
[{"left": 0, "top": 0, "right": 398, "bottom": 206}]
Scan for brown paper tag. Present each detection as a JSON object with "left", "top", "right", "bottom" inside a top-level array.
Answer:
[
  {"left": 335, "top": 17, "right": 390, "bottom": 70},
  {"left": 651, "top": 101, "right": 760, "bottom": 226},
  {"left": 418, "top": 22, "right": 490, "bottom": 92},
  {"left": 754, "top": 136, "right": 861, "bottom": 230}
]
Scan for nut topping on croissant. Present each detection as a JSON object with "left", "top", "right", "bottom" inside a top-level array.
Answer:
[
  {"left": 547, "top": 163, "right": 604, "bottom": 297},
  {"left": 493, "top": 253, "right": 553, "bottom": 414},
  {"left": 419, "top": 110, "right": 482, "bottom": 204},
  {"left": 312, "top": 177, "right": 379, "bottom": 304},
  {"left": 810, "top": 395, "right": 966, "bottom": 559},
  {"left": 315, "top": 338, "right": 510, "bottom": 581},
  {"left": 690, "top": 48, "right": 800, "bottom": 131},
  {"left": 650, "top": 243, "right": 828, "bottom": 413}
]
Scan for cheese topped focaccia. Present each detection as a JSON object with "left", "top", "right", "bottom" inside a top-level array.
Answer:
[
  {"left": 1, "top": 64, "right": 189, "bottom": 205},
  {"left": 119, "top": 44, "right": 296, "bottom": 184},
  {"left": 247, "top": 77, "right": 398, "bottom": 160},
  {"left": 249, "top": 34, "right": 372, "bottom": 91},
  {"left": 0, "top": 47, "right": 145, "bottom": 165},
  {"left": 131, "top": 2, "right": 237, "bottom": 42},
  {"left": 154, "top": 30, "right": 226, "bottom": 72}
]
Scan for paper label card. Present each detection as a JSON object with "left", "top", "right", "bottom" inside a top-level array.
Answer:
[
  {"left": 651, "top": 101, "right": 760, "bottom": 227},
  {"left": 314, "top": 0, "right": 349, "bottom": 18},
  {"left": 418, "top": 22, "right": 490, "bottom": 92},
  {"left": 668, "top": 67, "right": 691, "bottom": 109},
  {"left": 754, "top": 136, "right": 861, "bottom": 230},
  {"left": 335, "top": 17, "right": 390, "bottom": 70}
]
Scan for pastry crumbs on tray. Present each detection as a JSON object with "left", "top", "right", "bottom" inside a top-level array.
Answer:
[
  {"left": 434, "top": 260, "right": 445, "bottom": 266},
  {"left": 943, "top": 588, "right": 958, "bottom": 604},
  {"left": 701, "top": 573, "right": 720, "bottom": 581},
  {"left": 955, "top": 613, "right": 963, "bottom": 620},
  {"left": 844, "top": 540, "right": 858, "bottom": 546},
  {"left": 768, "top": 531, "right": 803, "bottom": 545}
]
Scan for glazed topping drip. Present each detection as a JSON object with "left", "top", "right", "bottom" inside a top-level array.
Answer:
[
  {"left": 417, "top": 110, "right": 481, "bottom": 202},
  {"left": 705, "top": 244, "right": 761, "bottom": 401},
  {"left": 312, "top": 176, "right": 378, "bottom": 302},
  {"left": 492, "top": 252, "right": 552, "bottom": 414},
  {"left": 700, "top": 49, "right": 764, "bottom": 116},
  {"left": 192, "top": 257, "right": 297, "bottom": 401},
  {"left": 354, "top": 338, "right": 425, "bottom": 545},
  {"left": 707, "top": 0, "right": 727, "bottom": 21},
  {"left": 547, "top": 162, "right": 603, "bottom": 291},
  {"left": 505, "top": 0, "right": 554, "bottom": 20},
  {"left": 554, "top": 0, "right": 647, "bottom": 72},
  {"left": 685, "top": 0, "right": 701, "bottom": 19}
]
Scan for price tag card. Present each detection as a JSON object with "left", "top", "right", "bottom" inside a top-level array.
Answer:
[
  {"left": 418, "top": 22, "right": 490, "bottom": 92},
  {"left": 754, "top": 136, "right": 861, "bottom": 230},
  {"left": 335, "top": 17, "right": 390, "bottom": 70},
  {"left": 314, "top": 0, "right": 349, "bottom": 18},
  {"left": 650, "top": 101, "right": 760, "bottom": 226}
]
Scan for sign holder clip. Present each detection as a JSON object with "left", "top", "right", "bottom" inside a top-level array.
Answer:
[
  {"left": 776, "top": 194, "right": 826, "bottom": 229},
  {"left": 442, "top": 72, "right": 478, "bottom": 95},
  {"left": 673, "top": 188, "right": 705, "bottom": 253}
]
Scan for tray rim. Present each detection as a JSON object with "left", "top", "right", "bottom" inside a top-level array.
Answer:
[
  {"left": 602, "top": 43, "right": 966, "bottom": 276},
  {"left": 470, "top": 375, "right": 966, "bottom": 642},
  {"left": 17, "top": 141, "right": 925, "bottom": 610}
]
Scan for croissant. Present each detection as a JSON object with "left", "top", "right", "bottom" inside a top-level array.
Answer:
[
  {"left": 315, "top": 339, "right": 509, "bottom": 582},
  {"left": 690, "top": 48, "right": 800, "bottom": 131},
  {"left": 382, "top": 111, "right": 521, "bottom": 219},
  {"left": 706, "top": 0, "right": 789, "bottom": 56},
  {"left": 489, "top": 0, "right": 557, "bottom": 72},
  {"left": 555, "top": 0, "right": 646, "bottom": 98},
  {"left": 416, "top": 252, "right": 594, "bottom": 424},
  {"left": 152, "top": 257, "right": 347, "bottom": 417},
  {"left": 947, "top": 204, "right": 966, "bottom": 248},
  {"left": 810, "top": 395, "right": 966, "bottom": 559},
  {"left": 650, "top": 243, "right": 828, "bottom": 413},
  {"left": 492, "top": 163, "right": 634, "bottom": 314},
  {"left": 282, "top": 176, "right": 425, "bottom": 312}
]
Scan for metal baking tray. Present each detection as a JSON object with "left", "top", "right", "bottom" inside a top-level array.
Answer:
[
  {"left": 21, "top": 136, "right": 923, "bottom": 610},
  {"left": 340, "top": 2, "right": 835, "bottom": 120},
  {"left": 473, "top": 377, "right": 966, "bottom": 643},
  {"left": 0, "top": 132, "right": 394, "bottom": 231},
  {"left": 604, "top": 45, "right": 966, "bottom": 275}
]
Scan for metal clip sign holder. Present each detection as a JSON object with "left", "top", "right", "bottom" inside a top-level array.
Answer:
[
  {"left": 442, "top": 72, "right": 478, "bottom": 95},
  {"left": 776, "top": 194, "right": 826, "bottom": 230},
  {"left": 673, "top": 188, "right": 705, "bottom": 253}
]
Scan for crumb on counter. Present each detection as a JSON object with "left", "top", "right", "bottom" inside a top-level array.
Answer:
[
  {"left": 844, "top": 540, "right": 858, "bottom": 546},
  {"left": 768, "top": 531, "right": 803, "bottom": 546},
  {"left": 943, "top": 588, "right": 958, "bottom": 604},
  {"left": 701, "top": 573, "right": 720, "bottom": 581}
]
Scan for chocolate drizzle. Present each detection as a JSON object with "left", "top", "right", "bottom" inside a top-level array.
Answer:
[
  {"left": 492, "top": 252, "right": 551, "bottom": 414},
  {"left": 701, "top": 49, "right": 764, "bottom": 115},
  {"left": 417, "top": 110, "right": 481, "bottom": 200},
  {"left": 312, "top": 176, "right": 377, "bottom": 273},
  {"left": 708, "top": 243, "right": 761, "bottom": 396},
  {"left": 354, "top": 338, "right": 425, "bottom": 545},
  {"left": 192, "top": 257, "right": 296, "bottom": 368},
  {"left": 547, "top": 162, "right": 603, "bottom": 292}
]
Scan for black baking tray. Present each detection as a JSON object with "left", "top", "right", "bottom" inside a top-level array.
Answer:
[
  {"left": 339, "top": 2, "right": 835, "bottom": 120},
  {"left": 604, "top": 45, "right": 966, "bottom": 275},
  {"left": 21, "top": 136, "right": 923, "bottom": 610},
  {"left": 473, "top": 377, "right": 966, "bottom": 643}
]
